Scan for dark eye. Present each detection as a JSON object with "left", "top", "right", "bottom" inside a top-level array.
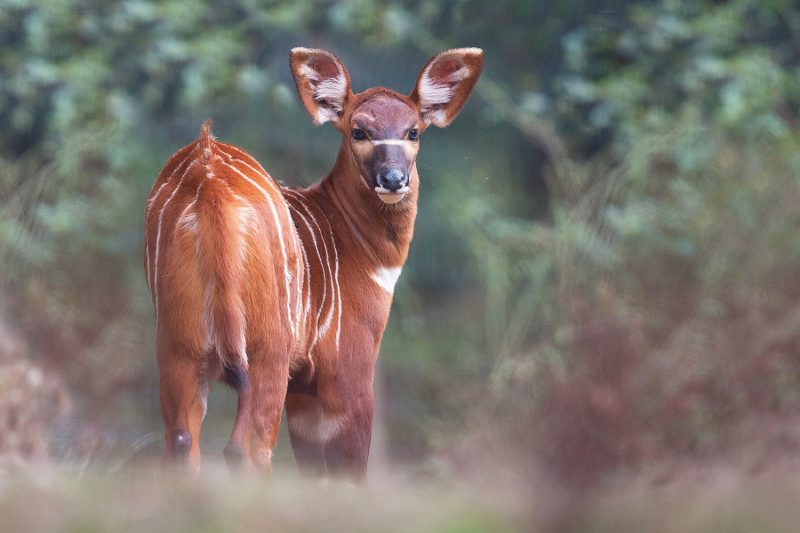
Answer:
[
  {"left": 351, "top": 128, "right": 367, "bottom": 141},
  {"left": 408, "top": 128, "right": 419, "bottom": 141}
]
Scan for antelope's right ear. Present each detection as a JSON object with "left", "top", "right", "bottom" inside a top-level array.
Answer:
[{"left": 290, "top": 48, "right": 351, "bottom": 126}]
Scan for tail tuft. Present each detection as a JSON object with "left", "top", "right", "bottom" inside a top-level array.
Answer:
[{"left": 222, "top": 363, "right": 250, "bottom": 393}]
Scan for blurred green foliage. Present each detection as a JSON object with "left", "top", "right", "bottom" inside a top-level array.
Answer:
[{"left": 1, "top": 0, "right": 800, "bottom": 485}]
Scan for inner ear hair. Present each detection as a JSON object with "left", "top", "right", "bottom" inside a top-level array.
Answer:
[
  {"left": 412, "top": 47, "right": 484, "bottom": 128},
  {"left": 290, "top": 47, "right": 351, "bottom": 125}
]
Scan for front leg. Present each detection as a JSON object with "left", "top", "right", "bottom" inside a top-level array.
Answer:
[
  {"left": 323, "top": 387, "right": 374, "bottom": 482},
  {"left": 286, "top": 388, "right": 375, "bottom": 482},
  {"left": 313, "top": 326, "right": 383, "bottom": 482},
  {"left": 285, "top": 393, "right": 327, "bottom": 477}
]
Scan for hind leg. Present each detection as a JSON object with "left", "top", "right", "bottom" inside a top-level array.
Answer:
[
  {"left": 158, "top": 346, "right": 209, "bottom": 471},
  {"left": 223, "top": 365, "right": 252, "bottom": 473},
  {"left": 247, "top": 345, "right": 291, "bottom": 473}
]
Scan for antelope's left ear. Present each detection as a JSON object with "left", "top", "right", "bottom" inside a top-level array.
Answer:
[
  {"left": 290, "top": 47, "right": 352, "bottom": 126},
  {"left": 410, "top": 48, "right": 484, "bottom": 128}
]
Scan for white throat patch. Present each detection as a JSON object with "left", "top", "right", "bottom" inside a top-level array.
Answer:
[{"left": 371, "top": 266, "right": 402, "bottom": 294}]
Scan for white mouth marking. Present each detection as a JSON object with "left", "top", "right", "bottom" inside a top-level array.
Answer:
[
  {"left": 374, "top": 185, "right": 410, "bottom": 194},
  {"left": 371, "top": 139, "right": 408, "bottom": 146}
]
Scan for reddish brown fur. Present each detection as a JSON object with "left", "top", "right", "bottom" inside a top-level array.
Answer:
[{"left": 144, "top": 48, "right": 483, "bottom": 480}]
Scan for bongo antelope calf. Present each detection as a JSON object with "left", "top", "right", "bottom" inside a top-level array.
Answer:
[{"left": 144, "top": 47, "right": 483, "bottom": 480}]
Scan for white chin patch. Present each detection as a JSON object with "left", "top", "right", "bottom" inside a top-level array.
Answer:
[{"left": 375, "top": 186, "right": 409, "bottom": 204}]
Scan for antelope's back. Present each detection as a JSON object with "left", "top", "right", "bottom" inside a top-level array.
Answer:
[{"left": 144, "top": 127, "right": 304, "bottom": 357}]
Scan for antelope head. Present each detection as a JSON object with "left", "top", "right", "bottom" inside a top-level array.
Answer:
[{"left": 290, "top": 47, "right": 484, "bottom": 205}]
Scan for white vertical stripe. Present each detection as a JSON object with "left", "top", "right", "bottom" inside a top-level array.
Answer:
[
  {"left": 153, "top": 159, "right": 198, "bottom": 321},
  {"left": 283, "top": 190, "right": 330, "bottom": 350},
  {"left": 144, "top": 232, "right": 150, "bottom": 293},
  {"left": 285, "top": 202, "right": 316, "bottom": 362},
  {"left": 176, "top": 185, "right": 201, "bottom": 234},
  {"left": 293, "top": 229, "right": 303, "bottom": 339},
  {"left": 284, "top": 190, "right": 336, "bottom": 344},
  {"left": 293, "top": 212, "right": 312, "bottom": 328},
  {"left": 218, "top": 145, "right": 304, "bottom": 336},
  {"left": 219, "top": 161, "right": 295, "bottom": 336},
  {"left": 145, "top": 151, "right": 192, "bottom": 296},
  {"left": 324, "top": 217, "right": 342, "bottom": 350},
  {"left": 284, "top": 198, "right": 325, "bottom": 359}
]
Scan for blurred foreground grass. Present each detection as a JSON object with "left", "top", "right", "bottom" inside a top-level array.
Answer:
[
  {"left": 3, "top": 461, "right": 800, "bottom": 532},
  {"left": 0, "top": 464, "right": 525, "bottom": 533},
  {"left": 567, "top": 472, "right": 800, "bottom": 533}
]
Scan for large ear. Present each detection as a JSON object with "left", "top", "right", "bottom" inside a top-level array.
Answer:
[
  {"left": 290, "top": 47, "right": 351, "bottom": 125},
  {"left": 410, "top": 48, "right": 484, "bottom": 128}
]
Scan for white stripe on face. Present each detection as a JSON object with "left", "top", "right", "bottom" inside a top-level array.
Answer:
[{"left": 371, "top": 139, "right": 408, "bottom": 146}]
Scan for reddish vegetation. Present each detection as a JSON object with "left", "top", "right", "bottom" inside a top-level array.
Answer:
[{"left": 0, "top": 318, "right": 69, "bottom": 468}]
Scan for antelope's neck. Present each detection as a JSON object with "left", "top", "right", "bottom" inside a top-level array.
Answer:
[
  {"left": 280, "top": 145, "right": 417, "bottom": 357},
  {"left": 279, "top": 145, "right": 416, "bottom": 353},
  {"left": 320, "top": 143, "right": 418, "bottom": 270}
]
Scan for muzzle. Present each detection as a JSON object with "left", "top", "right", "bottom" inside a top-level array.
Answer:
[{"left": 375, "top": 168, "right": 409, "bottom": 204}]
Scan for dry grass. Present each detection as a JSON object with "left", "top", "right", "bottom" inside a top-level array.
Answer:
[
  {"left": 0, "top": 463, "right": 527, "bottom": 533},
  {"left": 4, "top": 457, "right": 800, "bottom": 532},
  {"left": 564, "top": 471, "right": 800, "bottom": 533}
]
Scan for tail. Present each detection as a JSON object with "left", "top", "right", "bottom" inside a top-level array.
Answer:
[
  {"left": 198, "top": 119, "right": 215, "bottom": 162},
  {"left": 194, "top": 123, "right": 250, "bottom": 392}
]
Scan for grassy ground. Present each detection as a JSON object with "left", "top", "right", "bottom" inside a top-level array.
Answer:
[
  {"left": 0, "top": 464, "right": 527, "bottom": 533},
  {"left": 4, "top": 457, "right": 800, "bottom": 532},
  {"left": 563, "top": 471, "right": 800, "bottom": 533}
]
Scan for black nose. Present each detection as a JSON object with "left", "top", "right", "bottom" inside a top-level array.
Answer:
[{"left": 377, "top": 169, "right": 407, "bottom": 192}]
